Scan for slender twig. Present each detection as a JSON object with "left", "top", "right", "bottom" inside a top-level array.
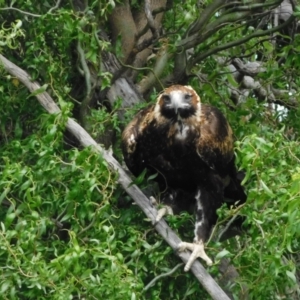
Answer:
[
  {"left": 48, "top": 0, "right": 62, "bottom": 14},
  {"left": 288, "top": 148, "right": 300, "bottom": 163},
  {"left": 0, "top": 7, "right": 42, "bottom": 17},
  {"left": 78, "top": 199, "right": 109, "bottom": 236},
  {"left": 118, "top": 58, "right": 164, "bottom": 91},
  {"left": 224, "top": 0, "right": 282, "bottom": 14},
  {"left": 217, "top": 214, "right": 239, "bottom": 242},
  {"left": 0, "top": 0, "right": 62, "bottom": 17},
  {"left": 55, "top": 203, "right": 70, "bottom": 223},
  {"left": 137, "top": 42, "right": 169, "bottom": 94},
  {"left": 143, "top": 263, "right": 184, "bottom": 291},
  {"left": 193, "top": 72, "right": 236, "bottom": 110}
]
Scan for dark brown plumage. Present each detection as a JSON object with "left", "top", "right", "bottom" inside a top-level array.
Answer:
[{"left": 122, "top": 85, "right": 246, "bottom": 271}]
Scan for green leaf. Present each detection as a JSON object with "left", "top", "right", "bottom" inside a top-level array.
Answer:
[
  {"left": 131, "top": 292, "right": 136, "bottom": 300},
  {"left": 286, "top": 270, "right": 297, "bottom": 284},
  {"left": 226, "top": 73, "right": 239, "bottom": 88},
  {"left": 28, "top": 84, "right": 48, "bottom": 97},
  {"left": 1, "top": 281, "right": 11, "bottom": 293},
  {"left": 215, "top": 249, "right": 230, "bottom": 260},
  {"left": 260, "top": 179, "right": 274, "bottom": 197}
]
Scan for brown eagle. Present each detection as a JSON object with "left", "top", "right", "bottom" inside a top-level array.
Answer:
[{"left": 122, "top": 85, "right": 246, "bottom": 271}]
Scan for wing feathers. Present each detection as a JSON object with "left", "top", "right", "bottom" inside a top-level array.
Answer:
[{"left": 196, "top": 105, "right": 234, "bottom": 174}]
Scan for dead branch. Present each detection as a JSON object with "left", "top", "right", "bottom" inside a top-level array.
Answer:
[
  {"left": 217, "top": 57, "right": 297, "bottom": 107},
  {"left": 0, "top": 53, "right": 231, "bottom": 300}
]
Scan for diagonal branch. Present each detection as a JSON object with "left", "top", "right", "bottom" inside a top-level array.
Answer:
[
  {"left": 186, "top": 0, "right": 225, "bottom": 36},
  {"left": 0, "top": 53, "right": 231, "bottom": 300}
]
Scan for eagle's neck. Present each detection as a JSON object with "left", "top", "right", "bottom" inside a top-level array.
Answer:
[{"left": 175, "top": 120, "right": 190, "bottom": 140}]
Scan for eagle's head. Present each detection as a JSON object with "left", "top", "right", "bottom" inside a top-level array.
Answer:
[{"left": 155, "top": 85, "right": 201, "bottom": 121}]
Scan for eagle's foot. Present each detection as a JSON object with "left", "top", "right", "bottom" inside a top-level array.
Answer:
[
  {"left": 149, "top": 196, "right": 157, "bottom": 206},
  {"left": 156, "top": 205, "right": 173, "bottom": 222},
  {"left": 178, "top": 240, "right": 213, "bottom": 271},
  {"left": 149, "top": 196, "right": 174, "bottom": 224}
]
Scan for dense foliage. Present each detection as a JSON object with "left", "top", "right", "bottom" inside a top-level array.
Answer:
[{"left": 1, "top": 0, "right": 300, "bottom": 299}]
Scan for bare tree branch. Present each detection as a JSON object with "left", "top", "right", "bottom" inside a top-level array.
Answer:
[
  {"left": 137, "top": 41, "right": 170, "bottom": 94},
  {"left": 109, "top": 0, "right": 137, "bottom": 63},
  {"left": 216, "top": 57, "right": 298, "bottom": 107},
  {"left": 189, "top": 14, "right": 295, "bottom": 66},
  {"left": 0, "top": 53, "right": 232, "bottom": 300},
  {"left": 225, "top": 0, "right": 283, "bottom": 14},
  {"left": 145, "top": 0, "right": 159, "bottom": 39},
  {"left": 186, "top": 0, "right": 225, "bottom": 36},
  {"left": 168, "top": 0, "right": 286, "bottom": 85}
]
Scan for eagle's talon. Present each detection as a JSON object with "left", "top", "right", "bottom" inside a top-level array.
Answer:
[
  {"left": 149, "top": 196, "right": 157, "bottom": 206},
  {"left": 178, "top": 241, "right": 213, "bottom": 271},
  {"left": 149, "top": 197, "right": 173, "bottom": 224},
  {"left": 156, "top": 205, "right": 173, "bottom": 223}
]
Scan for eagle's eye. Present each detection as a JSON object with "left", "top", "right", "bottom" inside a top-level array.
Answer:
[
  {"left": 184, "top": 94, "right": 191, "bottom": 101},
  {"left": 162, "top": 94, "right": 171, "bottom": 103}
]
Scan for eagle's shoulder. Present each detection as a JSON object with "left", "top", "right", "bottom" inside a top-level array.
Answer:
[
  {"left": 122, "top": 102, "right": 177, "bottom": 177},
  {"left": 197, "top": 104, "right": 234, "bottom": 171},
  {"left": 122, "top": 105, "right": 155, "bottom": 144},
  {"left": 200, "top": 104, "right": 232, "bottom": 141}
]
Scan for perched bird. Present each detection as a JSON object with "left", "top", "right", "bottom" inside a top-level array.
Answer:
[{"left": 122, "top": 85, "right": 246, "bottom": 271}]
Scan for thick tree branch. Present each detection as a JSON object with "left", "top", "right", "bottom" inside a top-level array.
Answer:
[
  {"left": 137, "top": 41, "right": 170, "bottom": 94},
  {"left": 101, "top": 50, "right": 143, "bottom": 114},
  {"left": 144, "top": 0, "right": 159, "bottom": 39},
  {"left": 109, "top": 0, "right": 137, "bottom": 63},
  {"left": 0, "top": 54, "right": 231, "bottom": 300},
  {"left": 186, "top": 0, "right": 225, "bottom": 36}
]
